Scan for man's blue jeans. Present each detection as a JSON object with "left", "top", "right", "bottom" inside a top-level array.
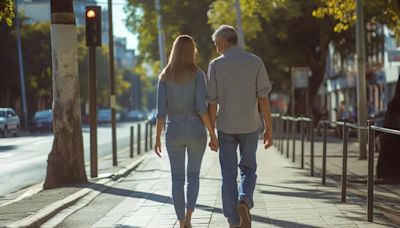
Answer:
[{"left": 218, "top": 130, "right": 258, "bottom": 226}]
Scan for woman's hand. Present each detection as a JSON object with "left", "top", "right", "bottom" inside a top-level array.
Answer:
[
  {"left": 209, "top": 135, "right": 219, "bottom": 152},
  {"left": 154, "top": 139, "right": 162, "bottom": 157}
]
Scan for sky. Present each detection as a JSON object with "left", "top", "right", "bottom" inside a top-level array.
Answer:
[{"left": 96, "top": 0, "right": 138, "bottom": 50}]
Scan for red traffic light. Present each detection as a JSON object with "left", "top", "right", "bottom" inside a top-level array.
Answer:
[{"left": 86, "top": 10, "right": 96, "bottom": 18}]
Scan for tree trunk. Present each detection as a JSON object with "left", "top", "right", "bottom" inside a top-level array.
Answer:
[
  {"left": 44, "top": 0, "right": 87, "bottom": 189},
  {"left": 376, "top": 76, "right": 400, "bottom": 179}
]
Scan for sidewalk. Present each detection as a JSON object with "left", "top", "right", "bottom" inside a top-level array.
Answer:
[
  {"left": 39, "top": 142, "right": 395, "bottom": 227},
  {"left": 280, "top": 134, "right": 400, "bottom": 223}
]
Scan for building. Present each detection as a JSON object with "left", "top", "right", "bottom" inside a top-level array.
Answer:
[{"left": 322, "top": 23, "right": 399, "bottom": 122}]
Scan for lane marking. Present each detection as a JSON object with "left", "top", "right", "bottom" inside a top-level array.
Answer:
[
  {"left": 0, "top": 153, "right": 14, "bottom": 159},
  {"left": 32, "top": 139, "right": 53, "bottom": 145}
]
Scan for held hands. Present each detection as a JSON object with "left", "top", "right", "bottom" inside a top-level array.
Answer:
[
  {"left": 209, "top": 135, "right": 219, "bottom": 152},
  {"left": 263, "top": 129, "right": 273, "bottom": 149},
  {"left": 154, "top": 138, "right": 162, "bottom": 158}
]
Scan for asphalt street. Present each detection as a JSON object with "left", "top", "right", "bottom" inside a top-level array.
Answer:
[{"left": 0, "top": 122, "right": 148, "bottom": 197}]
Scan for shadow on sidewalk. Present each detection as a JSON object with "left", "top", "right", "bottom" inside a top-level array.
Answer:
[{"left": 85, "top": 182, "right": 320, "bottom": 228}]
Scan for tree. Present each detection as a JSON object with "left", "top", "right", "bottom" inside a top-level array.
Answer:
[
  {"left": 209, "top": 0, "right": 341, "bottom": 115},
  {"left": 44, "top": 0, "right": 87, "bottom": 189},
  {"left": 0, "top": 0, "right": 14, "bottom": 26},
  {"left": 125, "top": 0, "right": 214, "bottom": 72},
  {"left": 376, "top": 75, "right": 400, "bottom": 179}
]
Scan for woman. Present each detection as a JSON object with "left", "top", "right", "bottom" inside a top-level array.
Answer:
[{"left": 154, "top": 35, "right": 218, "bottom": 228}]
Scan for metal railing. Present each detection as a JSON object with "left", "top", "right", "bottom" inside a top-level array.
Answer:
[{"left": 271, "top": 113, "right": 400, "bottom": 223}]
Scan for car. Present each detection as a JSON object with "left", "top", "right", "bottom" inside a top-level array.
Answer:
[
  {"left": 147, "top": 110, "right": 157, "bottom": 125},
  {"left": 127, "top": 110, "right": 146, "bottom": 122},
  {"left": 97, "top": 109, "right": 121, "bottom": 124},
  {"left": 31, "top": 109, "right": 53, "bottom": 133},
  {"left": 0, "top": 108, "right": 20, "bottom": 137}
]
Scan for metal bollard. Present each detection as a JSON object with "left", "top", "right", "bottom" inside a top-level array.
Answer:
[
  {"left": 310, "top": 120, "right": 315, "bottom": 176},
  {"left": 145, "top": 122, "right": 149, "bottom": 152},
  {"left": 130, "top": 126, "right": 134, "bottom": 158},
  {"left": 150, "top": 123, "right": 153, "bottom": 150},
  {"left": 286, "top": 119, "right": 290, "bottom": 158},
  {"left": 322, "top": 121, "right": 327, "bottom": 185},
  {"left": 137, "top": 124, "right": 141, "bottom": 155},
  {"left": 292, "top": 119, "right": 296, "bottom": 163},
  {"left": 341, "top": 121, "right": 349, "bottom": 203},
  {"left": 301, "top": 119, "right": 305, "bottom": 169},
  {"left": 367, "top": 120, "right": 375, "bottom": 222},
  {"left": 280, "top": 117, "right": 284, "bottom": 153}
]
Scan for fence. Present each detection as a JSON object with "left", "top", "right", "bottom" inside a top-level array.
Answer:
[{"left": 271, "top": 113, "right": 400, "bottom": 223}]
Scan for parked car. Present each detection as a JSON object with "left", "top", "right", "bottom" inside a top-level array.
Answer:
[
  {"left": 97, "top": 109, "right": 121, "bottom": 124},
  {"left": 127, "top": 110, "right": 146, "bottom": 122},
  {"left": 31, "top": 109, "right": 53, "bottom": 133},
  {"left": 0, "top": 108, "right": 20, "bottom": 137},
  {"left": 147, "top": 110, "right": 157, "bottom": 125}
]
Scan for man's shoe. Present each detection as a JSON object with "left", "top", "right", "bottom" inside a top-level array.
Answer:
[{"left": 237, "top": 200, "right": 251, "bottom": 228}]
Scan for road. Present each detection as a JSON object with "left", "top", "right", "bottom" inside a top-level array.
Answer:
[{"left": 0, "top": 122, "right": 149, "bottom": 197}]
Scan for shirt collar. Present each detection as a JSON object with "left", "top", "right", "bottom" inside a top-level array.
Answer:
[{"left": 224, "top": 45, "right": 243, "bottom": 55}]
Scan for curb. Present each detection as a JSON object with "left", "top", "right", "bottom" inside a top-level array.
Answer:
[{"left": 7, "top": 155, "right": 149, "bottom": 228}]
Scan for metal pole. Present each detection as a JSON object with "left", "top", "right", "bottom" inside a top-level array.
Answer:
[
  {"left": 107, "top": 0, "right": 118, "bottom": 167},
  {"left": 234, "top": 0, "right": 245, "bottom": 48},
  {"left": 137, "top": 123, "right": 141, "bottom": 155},
  {"left": 292, "top": 119, "right": 296, "bottom": 163},
  {"left": 286, "top": 119, "right": 290, "bottom": 158},
  {"left": 89, "top": 46, "right": 98, "bottom": 178},
  {"left": 15, "top": 1, "right": 28, "bottom": 129},
  {"left": 301, "top": 119, "right": 305, "bottom": 169},
  {"left": 322, "top": 121, "right": 327, "bottom": 185},
  {"left": 367, "top": 120, "right": 375, "bottom": 222},
  {"left": 150, "top": 122, "right": 153, "bottom": 148},
  {"left": 155, "top": 0, "right": 167, "bottom": 68},
  {"left": 356, "top": 0, "right": 368, "bottom": 159},
  {"left": 281, "top": 117, "right": 284, "bottom": 153},
  {"left": 341, "top": 121, "right": 348, "bottom": 202},
  {"left": 130, "top": 126, "right": 134, "bottom": 158},
  {"left": 310, "top": 120, "right": 315, "bottom": 176},
  {"left": 145, "top": 122, "right": 149, "bottom": 151}
]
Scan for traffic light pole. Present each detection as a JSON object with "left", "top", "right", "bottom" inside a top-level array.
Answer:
[
  {"left": 89, "top": 45, "right": 98, "bottom": 178},
  {"left": 108, "top": 0, "right": 118, "bottom": 167}
]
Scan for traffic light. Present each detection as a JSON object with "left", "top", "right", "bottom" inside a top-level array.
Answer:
[{"left": 85, "top": 6, "right": 102, "bottom": 46}]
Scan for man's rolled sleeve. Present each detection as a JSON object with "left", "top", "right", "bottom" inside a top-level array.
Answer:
[
  {"left": 156, "top": 79, "right": 167, "bottom": 119},
  {"left": 207, "top": 61, "right": 218, "bottom": 104},
  {"left": 256, "top": 61, "right": 272, "bottom": 98},
  {"left": 195, "top": 72, "right": 208, "bottom": 115}
]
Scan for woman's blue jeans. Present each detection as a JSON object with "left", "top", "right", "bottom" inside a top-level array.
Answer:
[{"left": 165, "top": 114, "right": 207, "bottom": 220}]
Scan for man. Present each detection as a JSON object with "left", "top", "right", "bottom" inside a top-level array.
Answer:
[{"left": 207, "top": 25, "right": 273, "bottom": 228}]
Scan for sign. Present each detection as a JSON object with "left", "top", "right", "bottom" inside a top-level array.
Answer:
[{"left": 292, "top": 67, "right": 311, "bottom": 88}]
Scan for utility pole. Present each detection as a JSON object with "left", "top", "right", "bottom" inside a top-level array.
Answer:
[
  {"left": 234, "top": 0, "right": 245, "bottom": 48},
  {"left": 356, "top": 0, "right": 368, "bottom": 159},
  {"left": 108, "top": 0, "right": 118, "bottom": 166},
  {"left": 155, "top": 0, "right": 166, "bottom": 68},
  {"left": 15, "top": 0, "right": 28, "bottom": 129}
]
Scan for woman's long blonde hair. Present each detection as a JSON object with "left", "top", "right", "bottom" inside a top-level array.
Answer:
[{"left": 160, "top": 35, "right": 199, "bottom": 83}]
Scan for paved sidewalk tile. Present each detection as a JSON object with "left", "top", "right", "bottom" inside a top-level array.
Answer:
[{"left": 89, "top": 144, "right": 391, "bottom": 228}]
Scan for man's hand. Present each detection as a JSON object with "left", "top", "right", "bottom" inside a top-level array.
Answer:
[
  {"left": 154, "top": 139, "right": 162, "bottom": 157},
  {"left": 209, "top": 136, "right": 219, "bottom": 152},
  {"left": 263, "top": 130, "right": 273, "bottom": 149}
]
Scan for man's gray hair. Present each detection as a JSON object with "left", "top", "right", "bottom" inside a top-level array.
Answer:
[{"left": 212, "top": 24, "right": 238, "bottom": 45}]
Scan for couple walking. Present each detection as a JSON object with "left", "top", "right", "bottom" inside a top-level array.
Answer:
[{"left": 154, "top": 25, "right": 273, "bottom": 228}]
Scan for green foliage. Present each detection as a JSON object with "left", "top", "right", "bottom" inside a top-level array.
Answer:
[
  {"left": 125, "top": 0, "right": 214, "bottom": 72},
  {"left": 314, "top": 0, "right": 400, "bottom": 36},
  {"left": 0, "top": 0, "right": 14, "bottom": 26}
]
